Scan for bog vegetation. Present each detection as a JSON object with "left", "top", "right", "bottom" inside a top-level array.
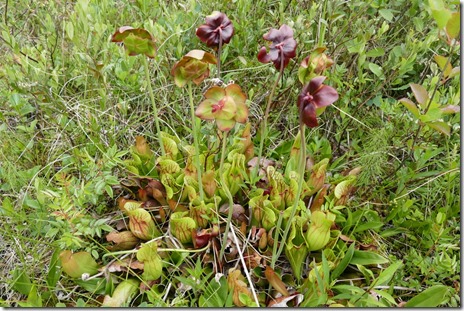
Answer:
[{"left": 0, "top": 0, "right": 460, "bottom": 307}]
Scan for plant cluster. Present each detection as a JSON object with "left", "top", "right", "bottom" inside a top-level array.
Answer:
[{"left": 52, "top": 11, "right": 372, "bottom": 307}]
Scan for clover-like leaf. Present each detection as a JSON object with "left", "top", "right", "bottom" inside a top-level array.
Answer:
[
  {"left": 196, "top": 11, "right": 234, "bottom": 47},
  {"left": 171, "top": 49, "right": 216, "bottom": 87},
  {"left": 257, "top": 24, "right": 297, "bottom": 70},
  {"left": 111, "top": 27, "right": 156, "bottom": 58}
]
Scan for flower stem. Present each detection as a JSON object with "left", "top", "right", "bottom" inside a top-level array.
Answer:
[
  {"left": 218, "top": 131, "right": 260, "bottom": 307},
  {"left": 218, "top": 131, "right": 233, "bottom": 259},
  {"left": 217, "top": 36, "right": 222, "bottom": 80},
  {"left": 188, "top": 82, "right": 204, "bottom": 201},
  {"left": 142, "top": 56, "right": 165, "bottom": 156},
  {"left": 253, "top": 56, "right": 284, "bottom": 181},
  {"left": 273, "top": 112, "right": 306, "bottom": 266}
]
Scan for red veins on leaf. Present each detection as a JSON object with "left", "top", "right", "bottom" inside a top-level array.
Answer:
[
  {"left": 196, "top": 11, "right": 234, "bottom": 47},
  {"left": 297, "top": 76, "right": 339, "bottom": 128},
  {"left": 257, "top": 24, "right": 297, "bottom": 70}
]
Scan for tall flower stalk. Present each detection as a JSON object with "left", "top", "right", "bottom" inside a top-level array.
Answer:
[
  {"left": 171, "top": 50, "right": 217, "bottom": 201},
  {"left": 273, "top": 76, "right": 338, "bottom": 266},
  {"left": 111, "top": 27, "right": 166, "bottom": 156},
  {"left": 254, "top": 24, "right": 297, "bottom": 179}
]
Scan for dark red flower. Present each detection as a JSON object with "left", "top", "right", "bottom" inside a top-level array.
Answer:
[
  {"left": 196, "top": 11, "right": 234, "bottom": 47},
  {"left": 297, "top": 76, "right": 339, "bottom": 127},
  {"left": 257, "top": 24, "right": 297, "bottom": 70}
]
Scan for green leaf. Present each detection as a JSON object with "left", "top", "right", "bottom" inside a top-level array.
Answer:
[
  {"left": 102, "top": 279, "right": 140, "bottom": 307},
  {"left": 404, "top": 285, "right": 449, "bottom": 307},
  {"left": 378, "top": 9, "right": 393, "bottom": 22},
  {"left": 12, "top": 269, "right": 32, "bottom": 295},
  {"left": 26, "top": 285, "right": 42, "bottom": 307},
  {"left": 74, "top": 278, "right": 107, "bottom": 295},
  {"left": 426, "top": 121, "right": 450, "bottom": 136},
  {"left": 334, "top": 179, "right": 354, "bottom": 199},
  {"left": 353, "top": 221, "right": 384, "bottom": 233},
  {"left": 429, "top": 0, "right": 451, "bottom": 28},
  {"left": 366, "top": 48, "right": 385, "bottom": 57},
  {"left": 331, "top": 243, "right": 355, "bottom": 281},
  {"left": 399, "top": 98, "right": 421, "bottom": 118},
  {"left": 368, "top": 63, "right": 384, "bottom": 78},
  {"left": 350, "top": 250, "right": 389, "bottom": 265},
  {"left": 446, "top": 12, "right": 460, "bottom": 39},
  {"left": 434, "top": 55, "right": 452, "bottom": 77},
  {"left": 410, "top": 83, "right": 429, "bottom": 108},
  {"left": 375, "top": 261, "right": 403, "bottom": 286},
  {"left": 59, "top": 250, "right": 99, "bottom": 278},
  {"left": 47, "top": 248, "right": 61, "bottom": 289}
]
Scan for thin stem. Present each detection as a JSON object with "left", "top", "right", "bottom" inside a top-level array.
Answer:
[
  {"left": 218, "top": 131, "right": 233, "bottom": 260},
  {"left": 188, "top": 82, "right": 204, "bottom": 201},
  {"left": 393, "top": 39, "right": 458, "bottom": 174},
  {"left": 217, "top": 35, "right": 222, "bottom": 79},
  {"left": 254, "top": 56, "right": 285, "bottom": 180},
  {"left": 142, "top": 57, "right": 165, "bottom": 156},
  {"left": 270, "top": 211, "right": 284, "bottom": 269},
  {"left": 217, "top": 131, "right": 260, "bottom": 306},
  {"left": 274, "top": 113, "right": 307, "bottom": 265}
]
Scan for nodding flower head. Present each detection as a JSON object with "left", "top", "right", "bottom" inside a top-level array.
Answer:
[
  {"left": 297, "top": 76, "right": 339, "bottom": 128},
  {"left": 257, "top": 24, "right": 297, "bottom": 70},
  {"left": 196, "top": 11, "right": 234, "bottom": 47}
]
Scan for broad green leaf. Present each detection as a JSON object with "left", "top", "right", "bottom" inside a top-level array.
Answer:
[
  {"left": 47, "top": 248, "right": 61, "bottom": 289},
  {"left": 399, "top": 98, "right": 421, "bottom": 118},
  {"left": 445, "top": 12, "right": 460, "bottom": 39},
  {"left": 404, "top": 285, "right": 449, "bottom": 307},
  {"left": 378, "top": 9, "right": 393, "bottom": 22},
  {"left": 12, "top": 269, "right": 32, "bottom": 295},
  {"left": 429, "top": 0, "right": 452, "bottom": 28},
  {"left": 375, "top": 290, "right": 397, "bottom": 306},
  {"left": 434, "top": 55, "right": 452, "bottom": 77},
  {"left": 368, "top": 62, "right": 384, "bottom": 78},
  {"left": 26, "top": 285, "right": 42, "bottom": 307},
  {"left": 426, "top": 121, "right": 450, "bottom": 136},
  {"left": 366, "top": 48, "right": 385, "bottom": 57},
  {"left": 331, "top": 243, "right": 355, "bottom": 281},
  {"left": 74, "top": 278, "right": 107, "bottom": 295},
  {"left": 353, "top": 221, "right": 384, "bottom": 233},
  {"left": 350, "top": 250, "right": 389, "bottom": 265},
  {"left": 410, "top": 83, "right": 429, "bottom": 108},
  {"left": 59, "top": 250, "right": 99, "bottom": 278},
  {"left": 375, "top": 261, "right": 403, "bottom": 286}
]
